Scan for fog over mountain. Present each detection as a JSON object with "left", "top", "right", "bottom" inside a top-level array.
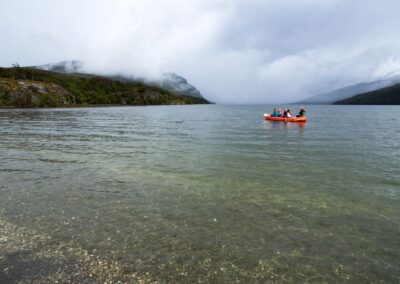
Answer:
[
  {"left": 1, "top": 0, "right": 400, "bottom": 103},
  {"left": 33, "top": 60, "right": 204, "bottom": 99},
  {"left": 34, "top": 60, "right": 84, "bottom": 74}
]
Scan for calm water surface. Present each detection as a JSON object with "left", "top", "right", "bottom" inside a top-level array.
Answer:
[{"left": 0, "top": 105, "right": 399, "bottom": 282}]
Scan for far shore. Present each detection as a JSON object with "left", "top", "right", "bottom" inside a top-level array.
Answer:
[{"left": 0, "top": 102, "right": 212, "bottom": 110}]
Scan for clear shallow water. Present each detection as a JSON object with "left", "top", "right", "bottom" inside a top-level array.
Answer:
[{"left": 0, "top": 105, "right": 399, "bottom": 282}]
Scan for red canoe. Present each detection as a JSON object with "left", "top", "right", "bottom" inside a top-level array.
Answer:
[{"left": 264, "top": 114, "right": 307, "bottom": 122}]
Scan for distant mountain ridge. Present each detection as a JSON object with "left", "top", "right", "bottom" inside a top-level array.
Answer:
[
  {"left": 334, "top": 83, "right": 400, "bottom": 105},
  {"left": 298, "top": 75, "right": 400, "bottom": 104},
  {"left": 32, "top": 60, "right": 205, "bottom": 100}
]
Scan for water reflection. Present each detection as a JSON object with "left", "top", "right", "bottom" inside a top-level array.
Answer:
[{"left": 263, "top": 120, "right": 306, "bottom": 129}]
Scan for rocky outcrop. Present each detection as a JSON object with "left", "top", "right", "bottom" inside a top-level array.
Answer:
[{"left": 0, "top": 78, "right": 75, "bottom": 107}]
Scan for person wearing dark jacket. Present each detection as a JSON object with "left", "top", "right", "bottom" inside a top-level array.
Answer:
[{"left": 297, "top": 107, "right": 306, "bottom": 117}]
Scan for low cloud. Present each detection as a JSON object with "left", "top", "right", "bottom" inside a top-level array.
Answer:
[{"left": 1, "top": 0, "right": 400, "bottom": 103}]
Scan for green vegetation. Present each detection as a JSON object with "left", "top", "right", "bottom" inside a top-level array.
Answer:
[
  {"left": 0, "top": 67, "right": 209, "bottom": 108},
  {"left": 334, "top": 83, "right": 400, "bottom": 105}
]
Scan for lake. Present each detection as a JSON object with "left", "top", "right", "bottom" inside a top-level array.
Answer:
[{"left": 0, "top": 105, "right": 399, "bottom": 282}]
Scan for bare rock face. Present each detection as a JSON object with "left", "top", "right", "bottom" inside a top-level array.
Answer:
[{"left": 0, "top": 78, "right": 75, "bottom": 107}]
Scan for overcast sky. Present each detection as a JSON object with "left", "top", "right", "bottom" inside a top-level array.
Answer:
[{"left": 1, "top": 0, "right": 400, "bottom": 103}]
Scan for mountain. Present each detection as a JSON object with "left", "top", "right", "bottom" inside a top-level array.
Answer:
[
  {"left": 32, "top": 60, "right": 206, "bottom": 100},
  {"left": 298, "top": 75, "right": 400, "bottom": 104},
  {"left": 0, "top": 67, "right": 209, "bottom": 108},
  {"left": 157, "top": 73, "right": 203, "bottom": 99},
  {"left": 33, "top": 60, "right": 84, "bottom": 73},
  {"left": 333, "top": 83, "right": 400, "bottom": 105}
]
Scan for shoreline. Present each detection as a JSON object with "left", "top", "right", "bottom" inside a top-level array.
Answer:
[
  {"left": 0, "top": 217, "right": 152, "bottom": 283},
  {"left": 0, "top": 102, "right": 211, "bottom": 110}
]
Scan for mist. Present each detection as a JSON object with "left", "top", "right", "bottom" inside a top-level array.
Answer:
[{"left": 1, "top": 0, "right": 400, "bottom": 103}]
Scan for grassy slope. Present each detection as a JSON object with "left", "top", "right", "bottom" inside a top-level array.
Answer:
[
  {"left": 0, "top": 67, "right": 209, "bottom": 107},
  {"left": 334, "top": 83, "right": 400, "bottom": 105}
]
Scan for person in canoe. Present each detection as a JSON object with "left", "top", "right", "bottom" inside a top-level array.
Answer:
[
  {"left": 296, "top": 107, "right": 306, "bottom": 117},
  {"left": 286, "top": 109, "right": 292, "bottom": 118},
  {"left": 271, "top": 108, "right": 280, "bottom": 117}
]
